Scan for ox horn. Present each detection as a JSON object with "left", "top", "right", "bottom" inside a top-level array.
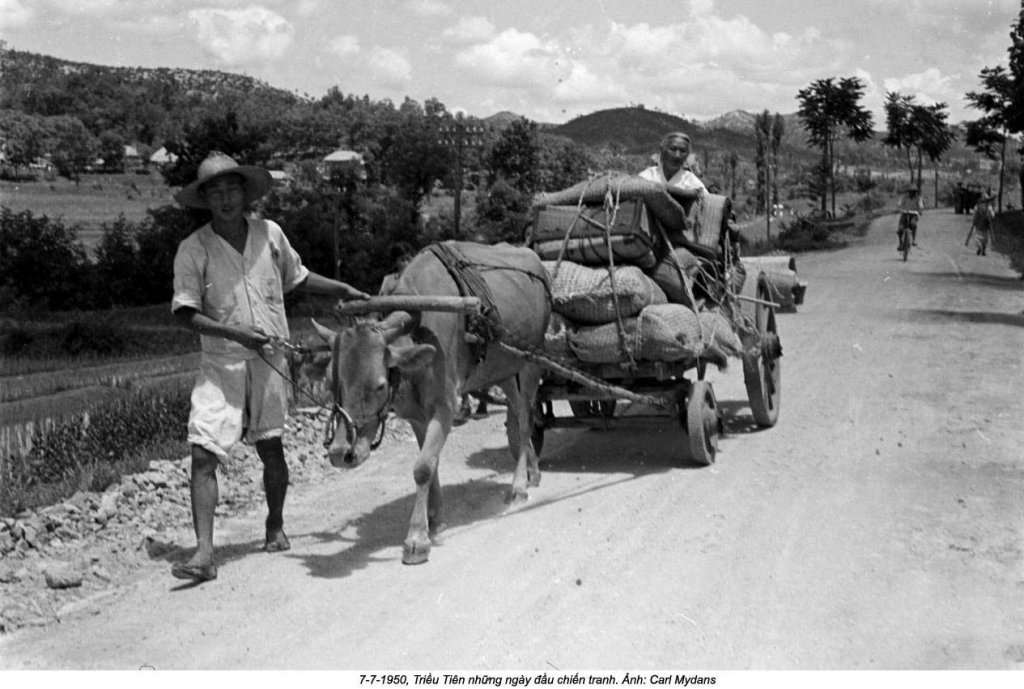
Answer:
[{"left": 335, "top": 295, "right": 482, "bottom": 316}]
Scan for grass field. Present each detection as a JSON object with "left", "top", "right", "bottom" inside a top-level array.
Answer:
[{"left": 0, "top": 171, "right": 176, "bottom": 256}]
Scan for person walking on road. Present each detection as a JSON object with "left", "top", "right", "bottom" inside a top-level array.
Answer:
[
  {"left": 170, "top": 152, "right": 370, "bottom": 583},
  {"left": 968, "top": 191, "right": 996, "bottom": 256}
]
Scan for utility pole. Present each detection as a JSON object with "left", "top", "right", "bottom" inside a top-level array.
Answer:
[{"left": 438, "top": 113, "right": 484, "bottom": 239}]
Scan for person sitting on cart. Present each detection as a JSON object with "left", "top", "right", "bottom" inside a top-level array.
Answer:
[
  {"left": 898, "top": 185, "right": 923, "bottom": 248},
  {"left": 639, "top": 132, "right": 707, "bottom": 195}
]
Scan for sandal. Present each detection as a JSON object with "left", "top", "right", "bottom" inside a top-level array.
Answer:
[{"left": 171, "top": 561, "right": 218, "bottom": 582}]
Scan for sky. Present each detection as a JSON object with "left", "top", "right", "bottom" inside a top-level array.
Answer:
[{"left": 0, "top": 0, "right": 1020, "bottom": 125}]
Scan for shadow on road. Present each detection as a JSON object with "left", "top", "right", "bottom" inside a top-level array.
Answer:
[
  {"left": 917, "top": 271, "right": 1024, "bottom": 290},
  {"left": 287, "top": 475, "right": 512, "bottom": 580},
  {"left": 718, "top": 400, "right": 776, "bottom": 435},
  {"left": 904, "top": 308, "right": 1024, "bottom": 328}
]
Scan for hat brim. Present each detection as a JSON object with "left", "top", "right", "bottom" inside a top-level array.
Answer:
[{"left": 174, "top": 166, "right": 273, "bottom": 209}]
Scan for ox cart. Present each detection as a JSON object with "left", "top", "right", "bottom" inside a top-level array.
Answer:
[
  {"left": 321, "top": 181, "right": 782, "bottom": 563},
  {"left": 522, "top": 174, "right": 783, "bottom": 466}
]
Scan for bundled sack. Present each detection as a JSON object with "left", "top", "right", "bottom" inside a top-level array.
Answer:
[
  {"left": 644, "top": 247, "right": 700, "bottom": 306},
  {"left": 699, "top": 309, "right": 744, "bottom": 366},
  {"left": 569, "top": 303, "right": 705, "bottom": 364},
  {"left": 529, "top": 201, "right": 658, "bottom": 268},
  {"left": 534, "top": 173, "right": 689, "bottom": 236},
  {"left": 544, "top": 312, "right": 574, "bottom": 358},
  {"left": 544, "top": 261, "right": 666, "bottom": 325}
]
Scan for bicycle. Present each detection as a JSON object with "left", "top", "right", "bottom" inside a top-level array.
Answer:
[{"left": 897, "top": 211, "right": 918, "bottom": 261}]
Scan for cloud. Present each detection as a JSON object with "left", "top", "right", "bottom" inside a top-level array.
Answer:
[
  {"left": 883, "top": 68, "right": 958, "bottom": 105},
  {"left": 443, "top": 16, "right": 495, "bottom": 44},
  {"left": 454, "top": 28, "right": 566, "bottom": 88},
  {"left": 368, "top": 46, "right": 412, "bottom": 87},
  {"left": 0, "top": 0, "right": 33, "bottom": 27},
  {"left": 327, "top": 34, "right": 360, "bottom": 58},
  {"left": 405, "top": 0, "right": 452, "bottom": 18},
  {"left": 188, "top": 6, "right": 294, "bottom": 66}
]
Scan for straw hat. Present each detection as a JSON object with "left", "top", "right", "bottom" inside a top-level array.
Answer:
[{"left": 174, "top": 151, "right": 272, "bottom": 209}]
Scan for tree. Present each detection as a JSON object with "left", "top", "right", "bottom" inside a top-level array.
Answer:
[
  {"left": 160, "top": 110, "right": 269, "bottom": 189},
  {"left": 884, "top": 93, "right": 955, "bottom": 192},
  {"left": 0, "top": 110, "right": 47, "bottom": 178},
  {"left": 966, "top": 67, "right": 1015, "bottom": 211},
  {"left": 796, "top": 77, "right": 874, "bottom": 216},
  {"left": 98, "top": 130, "right": 125, "bottom": 172},
  {"left": 727, "top": 150, "right": 739, "bottom": 200},
  {"left": 963, "top": 4, "right": 1024, "bottom": 210},
  {"left": 771, "top": 112, "right": 785, "bottom": 207},
  {"left": 486, "top": 117, "right": 541, "bottom": 194},
  {"left": 45, "top": 115, "right": 98, "bottom": 184},
  {"left": 377, "top": 97, "right": 452, "bottom": 227}
]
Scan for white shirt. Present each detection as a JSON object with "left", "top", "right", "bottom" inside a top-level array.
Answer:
[
  {"left": 639, "top": 164, "right": 707, "bottom": 194},
  {"left": 899, "top": 194, "right": 923, "bottom": 214},
  {"left": 172, "top": 216, "right": 309, "bottom": 358}
]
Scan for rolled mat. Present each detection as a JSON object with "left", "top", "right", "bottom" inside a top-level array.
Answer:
[
  {"left": 532, "top": 234, "right": 658, "bottom": 269},
  {"left": 739, "top": 257, "right": 803, "bottom": 309},
  {"left": 534, "top": 173, "right": 689, "bottom": 233},
  {"left": 689, "top": 193, "right": 731, "bottom": 249},
  {"left": 544, "top": 261, "right": 667, "bottom": 325}
]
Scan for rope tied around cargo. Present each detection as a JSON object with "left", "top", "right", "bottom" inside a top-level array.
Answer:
[
  {"left": 601, "top": 178, "right": 638, "bottom": 371},
  {"left": 549, "top": 172, "right": 640, "bottom": 371}
]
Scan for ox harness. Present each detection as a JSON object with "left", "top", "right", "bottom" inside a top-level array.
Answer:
[
  {"left": 323, "top": 328, "right": 393, "bottom": 453},
  {"left": 426, "top": 242, "right": 506, "bottom": 364}
]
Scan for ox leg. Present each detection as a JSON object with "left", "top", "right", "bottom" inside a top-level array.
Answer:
[
  {"left": 404, "top": 411, "right": 451, "bottom": 565},
  {"left": 502, "top": 366, "right": 542, "bottom": 504},
  {"left": 409, "top": 420, "right": 446, "bottom": 538}
]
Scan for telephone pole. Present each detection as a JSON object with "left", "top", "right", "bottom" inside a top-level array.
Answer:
[{"left": 438, "top": 113, "right": 484, "bottom": 238}]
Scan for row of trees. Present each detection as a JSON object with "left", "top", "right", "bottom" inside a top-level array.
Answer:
[
  {"left": 795, "top": 2, "right": 1024, "bottom": 216},
  {"left": 0, "top": 108, "right": 593, "bottom": 312},
  {"left": 0, "top": 109, "right": 130, "bottom": 181}
]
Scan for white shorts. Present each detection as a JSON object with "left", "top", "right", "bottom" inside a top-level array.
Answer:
[{"left": 187, "top": 350, "right": 290, "bottom": 459}]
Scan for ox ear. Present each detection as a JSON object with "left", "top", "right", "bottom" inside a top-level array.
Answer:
[
  {"left": 387, "top": 343, "right": 436, "bottom": 374},
  {"left": 310, "top": 319, "right": 336, "bottom": 344}
]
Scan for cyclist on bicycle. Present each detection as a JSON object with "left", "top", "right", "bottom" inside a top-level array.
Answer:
[{"left": 898, "top": 186, "right": 923, "bottom": 250}]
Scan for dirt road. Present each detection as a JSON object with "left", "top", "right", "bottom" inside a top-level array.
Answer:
[{"left": 2, "top": 209, "right": 1022, "bottom": 670}]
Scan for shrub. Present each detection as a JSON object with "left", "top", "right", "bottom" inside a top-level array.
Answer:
[
  {"left": 0, "top": 323, "right": 35, "bottom": 355},
  {"left": 0, "top": 206, "right": 92, "bottom": 311},
  {"left": 58, "top": 321, "right": 129, "bottom": 356}
]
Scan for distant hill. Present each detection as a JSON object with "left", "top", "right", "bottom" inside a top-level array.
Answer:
[
  {"left": 549, "top": 106, "right": 781, "bottom": 161},
  {"left": 551, "top": 107, "right": 698, "bottom": 155},
  {"left": 483, "top": 111, "right": 529, "bottom": 130},
  {"left": 0, "top": 48, "right": 305, "bottom": 149},
  {"left": 699, "top": 109, "right": 759, "bottom": 133}
]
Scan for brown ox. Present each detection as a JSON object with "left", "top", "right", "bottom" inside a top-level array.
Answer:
[{"left": 311, "top": 241, "right": 551, "bottom": 564}]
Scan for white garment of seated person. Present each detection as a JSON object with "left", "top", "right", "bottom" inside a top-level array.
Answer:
[{"left": 639, "top": 162, "right": 708, "bottom": 194}]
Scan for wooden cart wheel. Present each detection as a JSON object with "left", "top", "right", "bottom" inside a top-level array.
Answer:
[
  {"left": 686, "top": 380, "right": 721, "bottom": 466},
  {"left": 743, "top": 281, "right": 782, "bottom": 427},
  {"left": 568, "top": 400, "right": 617, "bottom": 419}
]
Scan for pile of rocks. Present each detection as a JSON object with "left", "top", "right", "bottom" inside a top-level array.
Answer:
[{"left": 0, "top": 407, "right": 390, "bottom": 633}]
